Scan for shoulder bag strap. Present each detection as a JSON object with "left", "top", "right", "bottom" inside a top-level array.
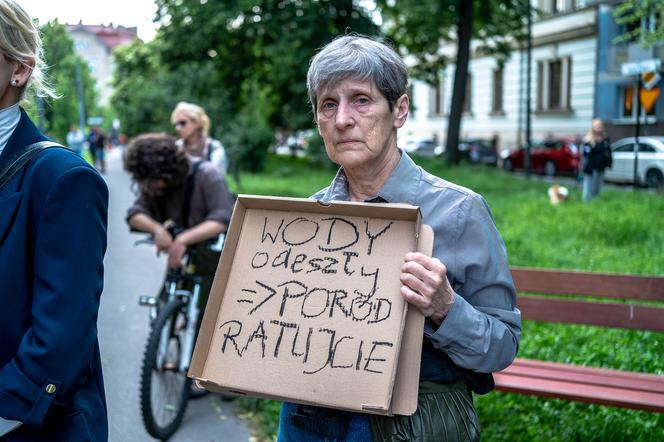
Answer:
[
  {"left": 0, "top": 141, "right": 69, "bottom": 189},
  {"left": 181, "top": 160, "right": 204, "bottom": 228},
  {"left": 206, "top": 139, "right": 213, "bottom": 161}
]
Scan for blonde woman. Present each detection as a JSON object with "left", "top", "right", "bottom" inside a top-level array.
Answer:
[
  {"left": 170, "top": 101, "right": 228, "bottom": 177},
  {"left": 0, "top": 1, "right": 108, "bottom": 440},
  {"left": 582, "top": 119, "right": 612, "bottom": 202}
]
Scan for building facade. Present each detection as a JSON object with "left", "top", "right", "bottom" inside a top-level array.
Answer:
[
  {"left": 67, "top": 23, "right": 138, "bottom": 106},
  {"left": 402, "top": 0, "right": 663, "bottom": 152},
  {"left": 595, "top": 3, "right": 664, "bottom": 140}
]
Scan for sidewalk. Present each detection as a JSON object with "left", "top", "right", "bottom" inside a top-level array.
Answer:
[{"left": 99, "top": 147, "right": 254, "bottom": 442}]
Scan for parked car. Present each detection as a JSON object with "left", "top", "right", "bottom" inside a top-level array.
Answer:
[
  {"left": 605, "top": 136, "right": 664, "bottom": 188},
  {"left": 401, "top": 138, "right": 444, "bottom": 157},
  {"left": 501, "top": 138, "right": 580, "bottom": 176},
  {"left": 458, "top": 138, "right": 498, "bottom": 165}
]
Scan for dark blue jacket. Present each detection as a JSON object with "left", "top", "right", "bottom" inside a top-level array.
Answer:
[{"left": 0, "top": 110, "right": 109, "bottom": 441}]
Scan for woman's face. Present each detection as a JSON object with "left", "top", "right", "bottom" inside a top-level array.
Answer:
[
  {"left": 173, "top": 112, "right": 201, "bottom": 142},
  {"left": 316, "top": 78, "right": 408, "bottom": 171},
  {"left": 592, "top": 119, "right": 604, "bottom": 135}
]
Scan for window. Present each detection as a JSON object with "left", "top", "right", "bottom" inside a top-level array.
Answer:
[
  {"left": 539, "top": 0, "right": 576, "bottom": 14},
  {"left": 428, "top": 72, "right": 444, "bottom": 116},
  {"left": 614, "top": 143, "right": 634, "bottom": 153},
  {"left": 537, "top": 57, "right": 572, "bottom": 112},
  {"left": 463, "top": 73, "right": 472, "bottom": 114},
  {"left": 549, "top": 60, "right": 562, "bottom": 109},
  {"left": 492, "top": 67, "right": 504, "bottom": 114},
  {"left": 614, "top": 143, "right": 656, "bottom": 153},
  {"left": 621, "top": 86, "right": 657, "bottom": 118}
]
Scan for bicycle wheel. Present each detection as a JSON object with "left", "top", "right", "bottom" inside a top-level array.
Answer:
[{"left": 140, "top": 298, "right": 192, "bottom": 440}]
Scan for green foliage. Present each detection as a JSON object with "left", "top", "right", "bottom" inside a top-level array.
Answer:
[
  {"left": 376, "top": 0, "right": 528, "bottom": 84},
  {"left": 614, "top": 0, "right": 664, "bottom": 48},
  {"left": 376, "top": 0, "right": 528, "bottom": 164},
  {"left": 231, "top": 156, "right": 664, "bottom": 441},
  {"left": 111, "top": 39, "right": 234, "bottom": 140},
  {"left": 113, "top": 0, "right": 379, "bottom": 171},
  {"left": 23, "top": 21, "right": 99, "bottom": 143},
  {"left": 225, "top": 80, "right": 275, "bottom": 172}
]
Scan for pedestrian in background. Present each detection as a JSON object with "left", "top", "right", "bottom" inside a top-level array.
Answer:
[
  {"left": 88, "top": 125, "right": 107, "bottom": 174},
  {"left": 0, "top": 1, "right": 109, "bottom": 440},
  {"left": 65, "top": 123, "right": 85, "bottom": 157},
  {"left": 582, "top": 118, "right": 612, "bottom": 202},
  {"left": 171, "top": 101, "right": 229, "bottom": 178}
]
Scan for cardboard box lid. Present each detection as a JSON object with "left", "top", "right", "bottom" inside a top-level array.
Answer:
[{"left": 190, "top": 195, "right": 432, "bottom": 415}]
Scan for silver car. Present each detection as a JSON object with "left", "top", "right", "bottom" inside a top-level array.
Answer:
[{"left": 605, "top": 136, "right": 664, "bottom": 188}]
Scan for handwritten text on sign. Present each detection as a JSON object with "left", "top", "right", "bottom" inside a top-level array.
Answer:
[{"left": 217, "top": 212, "right": 414, "bottom": 376}]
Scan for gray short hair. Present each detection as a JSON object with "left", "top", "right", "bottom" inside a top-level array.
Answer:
[{"left": 307, "top": 35, "right": 408, "bottom": 117}]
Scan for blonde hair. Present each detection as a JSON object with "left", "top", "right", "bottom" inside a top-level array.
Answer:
[
  {"left": 170, "top": 101, "right": 210, "bottom": 137},
  {"left": 0, "top": 0, "right": 56, "bottom": 99},
  {"left": 583, "top": 118, "right": 605, "bottom": 147}
]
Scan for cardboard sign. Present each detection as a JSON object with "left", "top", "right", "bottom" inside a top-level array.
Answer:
[{"left": 189, "top": 195, "right": 433, "bottom": 415}]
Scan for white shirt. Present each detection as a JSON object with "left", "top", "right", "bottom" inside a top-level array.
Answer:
[{"left": 0, "top": 103, "right": 21, "bottom": 159}]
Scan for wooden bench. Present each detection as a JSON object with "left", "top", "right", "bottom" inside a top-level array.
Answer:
[{"left": 493, "top": 267, "right": 664, "bottom": 413}]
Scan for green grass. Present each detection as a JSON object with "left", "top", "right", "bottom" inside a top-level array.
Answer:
[{"left": 228, "top": 154, "right": 664, "bottom": 441}]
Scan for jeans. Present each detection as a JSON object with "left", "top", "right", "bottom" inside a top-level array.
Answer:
[
  {"left": 278, "top": 403, "right": 371, "bottom": 442},
  {"left": 582, "top": 170, "right": 604, "bottom": 202},
  {"left": 277, "top": 380, "right": 479, "bottom": 442}
]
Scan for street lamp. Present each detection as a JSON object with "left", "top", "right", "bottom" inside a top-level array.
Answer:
[{"left": 525, "top": 0, "right": 532, "bottom": 179}]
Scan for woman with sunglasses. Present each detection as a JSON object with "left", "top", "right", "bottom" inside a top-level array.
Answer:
[{"left": 171, "top": 101, "right": 228, "bottom": 178}]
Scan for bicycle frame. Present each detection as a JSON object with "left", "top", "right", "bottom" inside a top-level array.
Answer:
[
  {"left": 153, "top": 258, "right": 202, "bottom": 374},
  {"left": 136, "top": 230, "right": 224, "bottom": 439}
]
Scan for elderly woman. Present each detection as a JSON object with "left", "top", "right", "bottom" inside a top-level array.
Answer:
[
  {"left": 277, "top": 35, "right": 521, "bottom": 442},
  {"left": 0, "top": 1, "right": 108, "bottom": 440},
  {"left": 171, "top": 101, "right": 229, "bottom": 177}
]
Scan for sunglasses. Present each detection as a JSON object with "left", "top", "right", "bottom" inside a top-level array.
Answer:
[{"left": 174, "top": 120, "right": 189, "bottom": 128}]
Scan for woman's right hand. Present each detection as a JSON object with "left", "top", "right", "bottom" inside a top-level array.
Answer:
[{"left": 153, "top": 225, "right": 173, "bottom": 255}]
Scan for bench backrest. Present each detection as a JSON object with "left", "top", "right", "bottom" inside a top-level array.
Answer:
[{"left": 510, "top": 267, "right": 664, "bottom": 332}]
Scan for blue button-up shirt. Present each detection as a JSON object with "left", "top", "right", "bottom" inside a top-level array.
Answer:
[{"left": 312, "top": 151, "right": 521, "bottom": 376}]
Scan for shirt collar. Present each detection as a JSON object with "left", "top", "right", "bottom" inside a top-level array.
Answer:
[
  {"left": 325, "top": 149, "right": 421, "bottom": 204},
  {"left": 0, "top": 103, "right": 21, "bottom": 158},
  {"left": 374, "top": 150, "right": 421, "bottom": 204}
]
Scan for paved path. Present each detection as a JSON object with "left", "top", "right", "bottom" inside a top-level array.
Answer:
[{"left": 98, "top": 147, "right": 253, "bottom": 442}]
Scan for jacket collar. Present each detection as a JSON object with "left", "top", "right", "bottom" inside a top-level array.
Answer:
[{"left": 0, "top": 107, "right": 47, "bottom": 165}]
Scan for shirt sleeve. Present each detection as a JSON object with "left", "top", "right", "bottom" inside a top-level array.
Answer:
[
  {"left": 126, "top": 188, "right": 155, "bottom": 224},
  {"left": 209, "top": 140, "right": 229, "bottom": 178},
  {"left": 0, "top": 165, "right": 108, "bottom": 427},
  {"left": 427, "top": 193, "right": 521, "bottom": 373},
  {"left": 197, "top": 164, "right": 235, "bottom": 225}
]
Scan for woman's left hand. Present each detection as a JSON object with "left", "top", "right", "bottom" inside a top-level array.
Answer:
[{"left": 400, "top": 252, "right": 455, "bottom": 325}]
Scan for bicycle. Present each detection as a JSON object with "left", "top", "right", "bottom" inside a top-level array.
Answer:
[{"left": 136, "top": 229, "right": 224, "bottom": 440}]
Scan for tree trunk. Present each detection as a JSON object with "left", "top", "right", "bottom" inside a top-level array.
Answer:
[{"left": 445, "top": 0, "right": 473, "bottom": 165}]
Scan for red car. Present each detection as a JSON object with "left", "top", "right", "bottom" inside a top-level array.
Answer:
[{"left": 501, "top": 138, "right": 580, "bottom": 176}]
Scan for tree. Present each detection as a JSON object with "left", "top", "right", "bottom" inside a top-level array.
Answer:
[
  {"left": 112, "top": 0, "right": 379, "bottom": 171},
  {"left": 614, "top": 0, "right": 664, "bottom": 48},
  {"left": 377, "top": 0, "right": 528, "bottom": 164},
  {"left": 25, "top": 21, "right": 99, "bottom": 143}
]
